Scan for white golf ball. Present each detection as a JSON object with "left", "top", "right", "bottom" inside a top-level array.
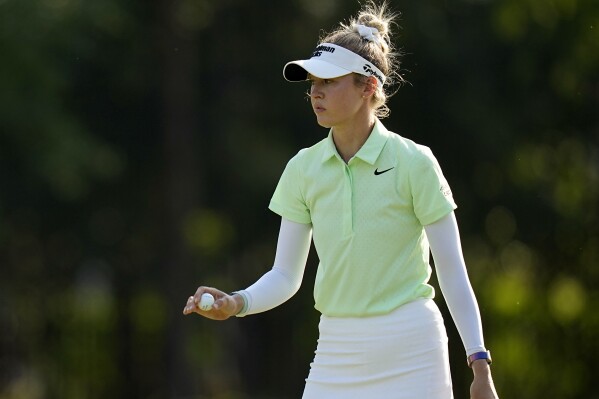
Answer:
[{"left": 199, "top": 293, "right": 215, "bottom": 311}]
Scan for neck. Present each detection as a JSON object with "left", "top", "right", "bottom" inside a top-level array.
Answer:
[{"left": 331, "top": 114, "right": 377, "bottom": 163}]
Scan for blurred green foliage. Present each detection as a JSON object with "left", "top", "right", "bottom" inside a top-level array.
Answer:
[{"left": 1, "top": 0, "right": 598, "bottom": 398}]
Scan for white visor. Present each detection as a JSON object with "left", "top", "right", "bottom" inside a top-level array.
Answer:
[{"left": 283, "top": 43, "right": 386, "bottom": 86}]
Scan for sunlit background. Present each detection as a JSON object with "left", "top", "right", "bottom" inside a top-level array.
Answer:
[{"left": 1, "top": 0, "right": 598, "bottom": 398}]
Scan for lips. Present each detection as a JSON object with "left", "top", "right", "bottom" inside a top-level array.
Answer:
[{"left": 313, "top": 104, "right": 326, "bottom": 113}]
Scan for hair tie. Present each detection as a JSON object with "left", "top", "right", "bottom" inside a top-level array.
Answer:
[{"left": 356, "top": 24, "right": 382, "bottom": 45}]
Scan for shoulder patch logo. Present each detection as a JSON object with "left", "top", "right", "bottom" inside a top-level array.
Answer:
[{"left": 440, "top": 184, "right": 452, "bottom": 197}]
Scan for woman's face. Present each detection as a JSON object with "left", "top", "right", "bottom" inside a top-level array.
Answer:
[{"left": 308, "top": 73, "right": 369, "bottom": 129}]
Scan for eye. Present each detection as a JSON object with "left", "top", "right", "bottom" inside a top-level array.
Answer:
[{"left": 323, "top": 79, "right": 332, "bottom": 84}]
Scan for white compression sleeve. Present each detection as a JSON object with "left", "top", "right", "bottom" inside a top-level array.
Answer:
[
  {"left": 424, "top": 212, "right": 487, "bottom": 356},
  {"left": 235, "top": 218, "right": 312, "bottom": 317}
]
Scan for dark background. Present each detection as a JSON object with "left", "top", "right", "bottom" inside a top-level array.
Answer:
[{"left": 1, "top": 0, "right": 598, "bottom": 398}]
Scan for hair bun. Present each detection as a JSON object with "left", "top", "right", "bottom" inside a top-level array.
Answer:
[
  {"left": 357, "top": 15, "right": 388, "bottom": 38},
  {"left": 353, "top": 3, "right": 395, "bottom": 52}
]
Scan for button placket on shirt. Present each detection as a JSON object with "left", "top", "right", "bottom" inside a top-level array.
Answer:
[{"left": 343, "top": 160, "right": 357, "bottom": 236}]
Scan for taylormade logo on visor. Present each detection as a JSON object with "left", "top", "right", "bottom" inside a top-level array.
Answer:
[{"left": 363, "top": 64, "right": 384, "bottom": 85}]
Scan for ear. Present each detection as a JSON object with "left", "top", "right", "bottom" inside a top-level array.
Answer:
[{"left": 362, "top": 76, "right": 378, "bottom": 98}]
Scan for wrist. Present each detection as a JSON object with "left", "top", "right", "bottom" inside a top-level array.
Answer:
[
  {"left": 232, "top": 293, "right": 243, "bottom": 315},
  {"left": 231, "top": 293, "right": 246, "bottom": 315},
  {"left": 471, "top": 358, "right": 492, "bottom": 377}
]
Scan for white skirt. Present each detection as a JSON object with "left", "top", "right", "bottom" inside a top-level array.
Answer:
[{"left": 302, "top": 299, "right": 453, "bottom": 399}]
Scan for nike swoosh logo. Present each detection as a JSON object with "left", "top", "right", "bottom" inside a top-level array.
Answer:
[{"left": 374, "top": 167, "right": 395, "bottom": 175}]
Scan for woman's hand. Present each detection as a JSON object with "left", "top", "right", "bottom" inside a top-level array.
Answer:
[
  {"left": 182, "top": 286, "right": 244, "bottom": 320},
  {"left": 470, "top": 360, "right": 499, "bottom": 399}
]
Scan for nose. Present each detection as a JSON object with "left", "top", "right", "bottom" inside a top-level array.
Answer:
[{"left": 310, "top": 84, "right": 323, "bottom": 99}]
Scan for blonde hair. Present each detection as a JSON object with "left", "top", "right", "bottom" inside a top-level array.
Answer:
[{"left": 320, "top": 1, "right": 404, "bottom": 118}]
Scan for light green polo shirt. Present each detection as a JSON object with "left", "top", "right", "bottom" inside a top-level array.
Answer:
[{"left": 269, "top": 120, "right": 457, "bottom": 317}]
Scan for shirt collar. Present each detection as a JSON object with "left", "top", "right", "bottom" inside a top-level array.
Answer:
[{"left": 321, "top": 119, "right": 390, "bottom": 165}]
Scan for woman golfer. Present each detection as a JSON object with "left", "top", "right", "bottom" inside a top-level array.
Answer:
[{"left": 184, "top": 2, "right": 499, "bottom": 398}]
